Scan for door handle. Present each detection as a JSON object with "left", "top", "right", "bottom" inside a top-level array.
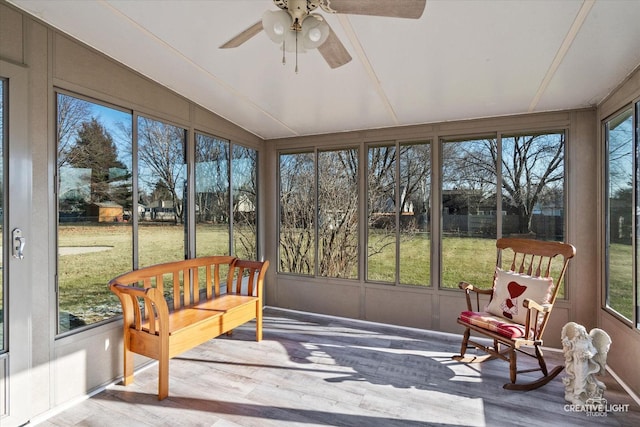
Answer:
[{"left": 12, "top": 228, "right": 25, "bottom": 259}]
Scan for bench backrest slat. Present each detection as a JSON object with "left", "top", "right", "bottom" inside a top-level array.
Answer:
[
  {"left": 110, "top": 256, "right": 238, "bottom": 310},
  {"left": 214, "top": 263, "right": 221, "bottom": 297},
  {"left": 228, "top": 259, "right": 269, "bottom": 297},
  {"left": 206, "top": 265, "right": 213, "bottom": 299}
]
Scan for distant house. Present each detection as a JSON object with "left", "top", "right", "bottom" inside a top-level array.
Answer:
[
  {"left": 87, "top": 202, "right": 124, "bottom": 222},
  {"left": 146, "top": 199, "right": 178, "bottom": 222}
]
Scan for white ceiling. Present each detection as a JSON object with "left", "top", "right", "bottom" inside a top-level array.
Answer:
[{"left": 8, "top": 0, "right": 640, "bottom": 140}]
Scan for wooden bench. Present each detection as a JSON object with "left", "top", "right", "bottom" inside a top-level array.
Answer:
[{"left": 109, "top": 256, "right": 269, "bottom": 400}]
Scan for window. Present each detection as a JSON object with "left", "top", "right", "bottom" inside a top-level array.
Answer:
[
  {"left": 441, "top": 132, "right": 565, "bottom": 289},
  {"left": 56, "top": 93, "right": 260, "bottom": 333},
  {"left": 637, "top": 101, "right": 640, "bottom": 329},
  {"left": 279, "top": 149, "right": 360, "bottom": 278},
  {"left": 318, "top": 149, "right": 358, "bottom": 279},
  {"left": 502, "top": 133, "right": 565, "bottom": 241},
  {"left": 441, "top": 137, "right": 497, "bottom": 288},
  {"left": 137, "top": 117, "right": 187, "bottom": 267},
  {"left": 277, "top": 135, "right": 564, "bottom": 289},
  {"left": 195, "top": 133, "right": 230, "bottom": 257},
  {"left": 0, "top": 78, "right": 5, "bottom": 351},
  {"left": 367, "top": 142, "right": 431, "bottom": 285},
  {"left": 278, "top": 143, "right": 430, "bottom": 284},
  {"left": 606, "top": 107, "right": 636, "bottom": 323},
  {"left": 194, "top": 134, "right": 258, "bottom": 259},
  {"left": 279, "top": 152, "right": 316, "bottom": 275},
  {"left": 399, "top": 143, "right": 431, "bottom": 285},
  {"left": 56, "top": 93, "right": 133, "bottom": 332},
  {"left": 367, "top": 145, "right": 397, "bottom": 282},
  {"left": 232, "top": 144, "right": 258, "bottom": 259}
]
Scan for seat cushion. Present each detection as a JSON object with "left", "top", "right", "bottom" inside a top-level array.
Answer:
[
  {"left": 459, "top": 310, "right": 527, "bottom": 339},
  {"left": 485, "top": 267, "right": 553, "bottom": 325}
]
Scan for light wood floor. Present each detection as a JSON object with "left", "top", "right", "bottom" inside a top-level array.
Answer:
[{"left": 36, "top": 307, "right": 639, "bottom": 426}]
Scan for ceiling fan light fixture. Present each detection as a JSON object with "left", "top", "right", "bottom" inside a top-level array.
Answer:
[
  {"left": 262, "top": 10, "right": 291, "bottom": 43},
  {"left": 302, "top": 15, "right": 329, "bottom": 49}
]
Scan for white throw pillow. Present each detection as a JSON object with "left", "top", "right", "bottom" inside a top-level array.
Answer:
[{"left": 486, "top": 267, "right": 554, "bottom": 325}]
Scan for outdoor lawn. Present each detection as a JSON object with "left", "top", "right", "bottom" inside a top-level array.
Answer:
[{"left": 54, "top": 225, "right": 633, "bottom": 330}]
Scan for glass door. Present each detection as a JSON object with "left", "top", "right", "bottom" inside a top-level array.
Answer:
[{"left": 1, "top": 61, "right": 33, "bottom": 427}]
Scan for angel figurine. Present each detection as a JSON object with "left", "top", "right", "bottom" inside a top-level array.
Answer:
[{"left": 561, "top": 322, "right": 611, "bottom": 406}]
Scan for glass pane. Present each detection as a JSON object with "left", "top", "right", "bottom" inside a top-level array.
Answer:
[
  {"left": 279, "top": 152, "right": 315, "bottom": 275},
  {"left": 56, "top": 93, "right": 132, "bottom": 332},
  {"left": 607, "top": 108, "right": 634, "bottom": 321},
  {"left": 232, "top": 145, "right": 258, "bottom": 259},
  {"left": 318, "top": 149, "right": 358, "bottom": 279},
  {"left": 367, "top": 145, "right": 397, "bottom": 282},
  {"left": 502, "top": 133, "right": 565, "bottom": 241},
  {"left": 399, "top": 142, "right": 431, "bottom": 286},
  {"left": 137, "top": 117, "right": 187, "bottom": 267},
  {"left": 0, "top": 79, "right": 5, "bottom": 350},
  {"left": 637, "top": 101, "right": 640, "bottom": 329},
  {"left": 441, "top": 137, "right": 497, "bottom": 289},
  {"left": 195, "top": 133, "right": 229, "bottom": 257}
]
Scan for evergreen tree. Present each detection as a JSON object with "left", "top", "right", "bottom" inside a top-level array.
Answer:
[{"left": 67, "top": 118, "right": 131, "bottom": 207}]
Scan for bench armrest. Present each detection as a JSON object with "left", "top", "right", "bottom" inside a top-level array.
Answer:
[{"left": 110, "top": 283, "right": 169, "bottom": 336}]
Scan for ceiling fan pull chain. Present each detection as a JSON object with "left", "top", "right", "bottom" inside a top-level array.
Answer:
[
  {"left": 282, "top": 40, "right": 286, "bottom": 65},
  {"left": 295, "top": 28, "right": 299, "bottom": 73}
]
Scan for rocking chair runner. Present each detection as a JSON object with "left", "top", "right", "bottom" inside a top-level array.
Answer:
[{"left": 452, "top": 238, "right": 576, "bottom": 390}]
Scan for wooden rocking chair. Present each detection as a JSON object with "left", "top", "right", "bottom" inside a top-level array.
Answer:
[{"left": 452, "top": 238, "right": 575, "bottom": 390}]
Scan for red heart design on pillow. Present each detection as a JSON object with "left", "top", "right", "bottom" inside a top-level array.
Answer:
[{"left": 507, "top": 281, "right": 527, "bottom": 298}]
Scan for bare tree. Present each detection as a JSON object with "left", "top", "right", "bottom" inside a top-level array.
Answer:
[
  {"left": 232, "top": 145, "right": 257, "bottom": 259},
  {"left": 279, "top": 144, "right": 431, "bottom": 279},
  {"left": 57, "top": 94, "right": 92, "bottom": 168},
  {"left": 452, "top": 134, "right": 565, "bottom": 236},
  {"left": 318, "top": 149, "right": 359, "bottom": 278},
  {"left": 138, "top": 117, "right": 186, "bottom": 224},
  {"left": 444, "top": 139, "right": 497, "bottom": 213},
  {"left": 279, "top": 152, "right": 315, "bottom": 274},
  {"left": 367, "top": 146, "right": 397, "bottom": 257},
  {"left": 195, "top": 135, "right": 229, "bottom": 224},
  {"left": 399, "top": 143, "right": 431, "bottom": 230},
  {"left": 500, "top": 134, "right": 564, "bottom": 234}
]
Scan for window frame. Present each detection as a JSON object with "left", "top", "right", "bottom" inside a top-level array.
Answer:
[{"left": 604, "top": 101, "right": 640, "bottom": 328}]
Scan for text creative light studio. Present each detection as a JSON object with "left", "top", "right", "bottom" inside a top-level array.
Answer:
[{"left": 564, "top": 398, "right": 630, "bottom": 417}]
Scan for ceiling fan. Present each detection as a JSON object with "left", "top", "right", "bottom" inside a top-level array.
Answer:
[{"left": 220, "top": 0, "right": 426, "bottom": 71}]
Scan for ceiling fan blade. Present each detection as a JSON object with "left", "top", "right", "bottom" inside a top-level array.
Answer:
[
  {"left": 323, "top": 0, "right": 426, "bottom": 19},
  {"left": 219, "top": 20, "right": 263, "bottom": 49},
  {"left": 317, "top": 26, "right": 352, "bottom": 69}
]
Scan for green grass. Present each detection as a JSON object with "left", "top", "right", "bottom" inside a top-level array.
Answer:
[
  {"left": 367, "top": 231, "right": 432, "bottom": 284},
  {"left": 57, "top": 223, "right": 234, "bottom": 330},
  {"left": 441, "top": 237, "right": 496, "bottom": 289},
  {"left": 608, "top": 242, "right": 634, "bottom": 320},
  {"left": 54, "top": 225, "right": 635, "bottom": 330}
]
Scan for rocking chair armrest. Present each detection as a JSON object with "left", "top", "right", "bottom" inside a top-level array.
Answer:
[
  {"left": 523, "top": 298, "right": 552, "bottom": 313},
  {"left": 458, "top": 281, "right": 492, "bottom": 311},
  {"left": 458, "top": 281, "right": 493, "bottom": 294}
]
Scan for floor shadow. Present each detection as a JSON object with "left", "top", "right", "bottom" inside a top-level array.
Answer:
[{"left": 94, "top": 390, "right": 465, "bottom": 427}]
